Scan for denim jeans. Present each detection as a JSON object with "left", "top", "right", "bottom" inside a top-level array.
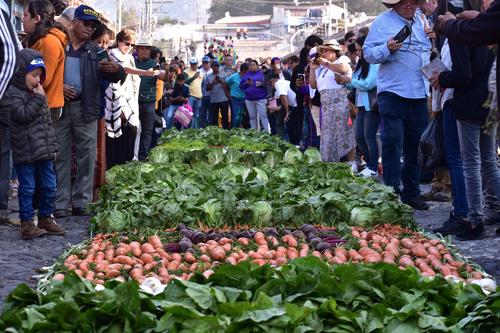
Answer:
[
  {"left": 245, "top": 99, "right": 270, "bottom": 132},
  {"left": 200, "top": 96, "right": 211, "bottom": 128},
  {"left": 189, "top": 96, "right": 202, "bottom": 128},
  {"left": 210, "top": 101, "right": 230, "bottom": 129},
  {"left": 230, "top": 97, "right": 245, "bottom": 128},
  {"left": 16, "top": 160, "right": 56, "bottom": 221},
  {"left": 457, "top": 118, "right": 500, "bottom": 225},
  {"left": 442, "top": 102, "right": 468, "bottom": 218},
  {"left": 355, "top": 107, "right": 381, "bottom": 171},
  {"left": 378, "top": 92, "right": 429, "bottom": 200},
  {"left": 0, "top": 125, "right": 10, "bottom": 210},
  {"left": 163, "top": 105, "right": 178, "bottom": 129},
  {"left": 138, "top": 102, "right": 156, "bottom": 161}
]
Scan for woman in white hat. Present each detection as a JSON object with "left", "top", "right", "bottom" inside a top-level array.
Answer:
[{"left": 309, "top": 41, "right": 355, "bottom": 165}]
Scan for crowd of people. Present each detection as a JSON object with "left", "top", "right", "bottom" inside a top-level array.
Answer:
[{"left": 0, "top": 0, "right": 498, "bottom": 241}]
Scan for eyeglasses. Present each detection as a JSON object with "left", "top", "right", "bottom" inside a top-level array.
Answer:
[{"left": 123, "top": 41, "right": 135, "bottom": 47}]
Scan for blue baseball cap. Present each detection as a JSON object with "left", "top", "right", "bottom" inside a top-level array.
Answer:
[
  {"left": 26, "top": 57, "right": 46, "bottom": 84},
  {"left": 74, "top": 5, "right": 100, "bottom": 22},
  {"left": 202, "top": 56, "right": 210, "bottom": 63},
  {"left": 211, "top": 61, "right": 220, "bottom": 67}
]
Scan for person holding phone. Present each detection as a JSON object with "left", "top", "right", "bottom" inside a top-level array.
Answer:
[
  {"left": 239, "top": 60, "right": 270, "bottom": 132},
  {"left": 309, "top": 41, "right": 355, "bottom": 165},
  {"left": 363, "top": 0, "right": 432, "bottom": 211}
]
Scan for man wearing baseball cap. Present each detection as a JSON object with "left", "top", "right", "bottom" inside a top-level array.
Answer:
[
  {"left": 363, "top": 0, "right": 433, "bottom": 210},
  {"left": 183, "top": 57, "right": 204, "bottom": 128},
  {"left": 54, "top": 4, "right": 126, "bottom": 218},
  {"left": 200, "top": 56, "right": 213, "bottom": 129}
]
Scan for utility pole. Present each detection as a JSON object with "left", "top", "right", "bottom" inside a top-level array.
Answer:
[
  {"left": 116, "top": 0, "right": 122, "bottom": 32},
  {"left": 327, "top": 0, "right": 332, "bottom": 37},
  {"left": 343, "top": 1, "right": 348, "bottom": 34}
]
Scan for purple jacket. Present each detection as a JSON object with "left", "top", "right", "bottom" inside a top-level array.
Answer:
[{"left": 239, "top": 71, "right": 267, "bottom": 101}]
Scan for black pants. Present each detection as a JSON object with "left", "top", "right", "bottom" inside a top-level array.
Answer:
[
  {"left": 0, "top": 124, "right": 10, "bottom": 210},
  {"left": 106, "top": 122, "right": 138, "bottom": 169},
  {"left": 287, "top": 106, "right": 303, "bottom": 145},
  {"left": 270, "top": 107, "right": 285, "bottom": 139},
  {"left": 210, "top": 101, "right": 230, "bottom": 129},
  {"left": 138, "top": 102, "right": 156, "bottom": 161}
]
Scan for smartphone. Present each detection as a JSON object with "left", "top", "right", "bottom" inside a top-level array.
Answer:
[
  {"left": 394, "top": 24, "right": 412, "bottom": 43},
  {"left": 297, "top": 73, "right": 305, "bottom": 81},
  {"left": 97, "top": 49, "right": 109, "bottom": 62}
]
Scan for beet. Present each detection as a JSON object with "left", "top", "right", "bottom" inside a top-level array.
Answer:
[
  {"left": 192, "top": 232, "right": 207, "bottom": 244},
  {"left": 292, "top": 230, "right": 306, "bottom": 239},
  {"left": 264, "top": 228, "right": 278, "bottom": 237},
  {"left": 176, "top": 223, "right": 188, "bottom": 231},
  {"left": 180, "top": 229, "right": 195, "bottom": 239},
  {"left": 165, "top": 243, "right": 180, "bottom": 253},
  {"left": 179, "top": 237, "right": 193, "bottom": 252},
  {"left": 301, "top": 224, "right": 316, "bottom": 234},
  {"left": 309, "top": 237, "right": 322, "bottom": 246},
  {"left": 315, "top": 242, "right": 331, "bottom": 251}
]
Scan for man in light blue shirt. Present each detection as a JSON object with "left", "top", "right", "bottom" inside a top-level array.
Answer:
[{"left": 364, "top": 0, "right": 432, "bottom": 210}]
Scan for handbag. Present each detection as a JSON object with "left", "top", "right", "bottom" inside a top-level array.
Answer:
[{"left": 174, "top": 103, "right": 193, "bottom": 128}]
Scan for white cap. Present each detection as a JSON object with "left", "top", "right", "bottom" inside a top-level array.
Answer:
[
  {"left": 189, "top": 57, "right": 198, "bottom": 64},
  {"left": 309, "top": 47, "right": 317, "bottom": 59}
]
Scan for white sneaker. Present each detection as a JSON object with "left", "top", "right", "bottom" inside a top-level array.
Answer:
[{"left": 358, "top": 168, "right": 378, "bottom": 178}]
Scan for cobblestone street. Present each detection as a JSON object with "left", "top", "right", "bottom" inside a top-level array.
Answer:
[{"left": 0, "top": 195, "right": 499, "bottom": 309}]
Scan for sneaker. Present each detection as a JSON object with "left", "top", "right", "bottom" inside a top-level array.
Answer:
[
  {"left": 484, "top": 206, "right": 500, "bottom": 225},
  {"left": 20, "top": 221, "right": 47, "bottom": 240},
  {"left": 358, "top": 168, "right": 378, "bottom": 178},
  {"left": 454, "top": 221, "right": 485, "bottom": 241},
  {"left": 402, "top": 196, "right": 430, "bottom": 210},
  {"left": 433, "top": 212, "right": 465, "bottom": 236},
  {"left": 53, "top": 209, "right": 69, "bottom": 218},
  {"left": 38, "top": 216, "right": 65, "bottom": 235},
  {"left": 72, "top": 207, "right": 90, "bottom": 216}
]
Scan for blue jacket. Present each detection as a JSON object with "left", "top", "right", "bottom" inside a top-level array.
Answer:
[
  {"left": 239, "top": 71, "right": 267, "bottom": 101},
  {"left": 346, "top": 64, "right": 379, "bottom": 111}
]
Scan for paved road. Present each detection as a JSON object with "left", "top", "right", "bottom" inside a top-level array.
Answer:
[{"left": 0, "top": 196, "right": 498, "bottom": 310}]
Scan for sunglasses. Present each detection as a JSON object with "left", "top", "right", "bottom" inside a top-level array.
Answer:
[{"left": 123, "top": 41, "right": 135, "bottom": 47}]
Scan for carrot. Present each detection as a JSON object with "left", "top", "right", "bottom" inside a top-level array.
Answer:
[
  {"left": 257, "top": 246, "right": 269, "bottom": 256},
  {"left": 443, "top": 253, "right": 454, "bottom": 263},
  {"left": 85, "top": 271, "right": 95, "bottom": 281},
  {"left": 237, "top": 237, "right": 249, "bottom": 246},
  {"left": 105, "top": 248, "right": 115, "bottom": 262},
  {"left": 171, "top": 253, "right": 182, "bottom": 262},
  {"left": 312, "top": 251, "right": 322, "bottom": 258},
  {"left": 267, "top": 236, "right": 279, "bottom": 247},
  {"left": 156, "top": 248, "right": 170, "bottom": 260},
  {"left": 323, "top": 249, "right": 333, "bottom": 259},
  {"left": 358, "top": 239, "right": 369, "bottom": 247},
  {"left": 114, "top": 255, "right": 135, "bottom": 266},
  {"left": 184, "top": 252, "right": 197, "bottom": 263},
  {"left": 382, "top": 256, "right": 395, "bottom": 264},
  {"left": 140, "top": 253, "right": 154, "bottom": 264},
  {"left": 207, "top": 240, "right": 218, "bottom": 246},
  {"left": 218, "top": 237, "right": 233, "bottom": 245},
  {"left": 299, "top": 248, "right": 309, "bottom": 258},
  {"left": 399, "top": 255, "right": 414, "bottom": 267},
  {"left": 105, "top": 270, "right": 121, "bottom": 278},
  {"left": 411, "top": 244, "right": 429, "bottom": 258},
  {"left": 276, "top": 257, "right": 288, "bottom": 266},
  {"left": 158, "top": 267, "right": 169, "bottom": 277},
  {"left": 95, "top": 251, "right": 105, "bottom": 263},
  {"left": 141, "top": 243, "right": 155, "bottom": 254},
  {"left": 331, "top": 256, "right": 346, "bottom": 264},
  {"left": 263, "top": 251, "right": 275, "bottom": 259},
  {"left": 401, "top": 238, "right": 414, "bottom": 249},
  {"left": 53, "top": 273, "right": 65, "bottom": 281},
  {"left": 252, "top": 259, "right": 266, "bottom": 266},
  {"left": 440, "top": 266, "right": 453, "bottom": 276},
  {"left": 335, "top": 248, "right": 348, "bottom": 262},
  {"left": 222, "top": 243, "right": 232, "bottom": 252},
  {"left": 385, "top": 243, "right": 399, "bottom": 257},
  {"left": 144, "top": 263, "right": 154, "bottom": 271},
  {"left": 130, "top": 268, "right": 143, "bottom": 280},
  {"left": 287, "top": 236, "right": 298, "bottom": 248},
  {"left": 107, "top": 263, "right": 123, "bottom": 271},
  {"left": 254, "top": 232, "right": 267, "bottom": 246},
  {"left": 209, "top": 246, "right": 226, "bottom": 261},
  {"left": 167, "top": 261, "right": 179, "bottom": 271},
  {"left": 351, "top": 229, "right": 361, "bottom": 238},
  {"left": 249, "top": 251, "right": 263, "bottom": 259},
  {"left": 79, "top": 260, "right": 89, "bottom": 274},
  {"left": 287, "top": 248, "right": 298, "bottom": 259},
  {"left": 74, "top": 269, "right": 84, "bottom": 277},
  {"left": 148, "top": 235, "right": 163, "bottom": 249},
  {"left": 347, "top": 249, "right": 363, "bottom": 261}
]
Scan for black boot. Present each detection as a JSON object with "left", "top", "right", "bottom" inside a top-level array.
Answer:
[{"left": 433, "top": 212, "right": 465, "bottom": 236}]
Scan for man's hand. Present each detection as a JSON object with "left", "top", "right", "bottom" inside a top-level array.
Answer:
[
  {"left": 457, "top": 10, "right": 480, "bottom": 20},
  {"left": 317, "top": 57, "right": 330, "bottom": 67},
  {"left": 34, "top": 84, "right": 45, "bottom": 96},
  {"left": 338, "top": 75, "right": 352, "bottom": 85},
  {"left": 309, "top": 59, "right": 320, "bottom": 70},
  {"left": 284, "top": 111, "right": 290, "bottom": 122},
  {"left": 438, "top": 11, "right": 456, "bottom": 25},
  {"left": 63, "top": 84, "right": 77, "bottom": 100},
  {"left": 425, "top": 27, "right": 436, "bottom": 39},
  {"left": 387, "top": 38, "right": 403, "bottom": 53},
  {"left": 100, "top": 61, "right": 119, "bottom": 73}
]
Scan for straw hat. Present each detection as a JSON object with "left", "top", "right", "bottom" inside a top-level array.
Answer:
[
  {"left": 135, "top": 38, "right": 153, "bottom": 47},
  {"left": 317, "top": 40, "right": 341, "bottom": 52}
]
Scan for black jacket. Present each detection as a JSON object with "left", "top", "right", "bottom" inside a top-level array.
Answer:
[
  {"left": 67, "top": 41, "right": 125, "bottom": 122},
  {"left": 6, "top": 49, "right": 56, "bottom": 165},
  {"left": 438, "top": 41, "right": 495, "bottom": 122},
  {"left": 444, "top": 0, "right": 500, "bottom": 101}
]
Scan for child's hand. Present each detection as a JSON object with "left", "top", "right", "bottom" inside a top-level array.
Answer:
[{"left": 34, "top": 84, "right": 45, "bottom": 96}]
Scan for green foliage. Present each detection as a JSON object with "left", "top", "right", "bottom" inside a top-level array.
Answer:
[
  {"left": 90, "top": 160, "right": 414, "bottom": 232},
  {"left": 2, "top": 259, "right": 499, "bottom": 332}
]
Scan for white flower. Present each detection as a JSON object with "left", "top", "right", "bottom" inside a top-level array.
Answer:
[
  {"left": 95, "top": 284, "right": 105, "bottom": 291},
  {"left": 139, "top": 277, "right": 166, "bottom": 295},
  {"left": 471, "top": 278, "right": 497, "bottom": 295}
]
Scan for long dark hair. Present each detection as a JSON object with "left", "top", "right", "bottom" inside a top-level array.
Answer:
[
  {"left": 354, "top": 35, "right": 370, "bottom": 79},
  {"left": 25, "top": 0, "right": 65, "bottom": 47}
]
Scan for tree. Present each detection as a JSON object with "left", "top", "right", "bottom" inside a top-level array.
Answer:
[{"left": 122, "top": 7, "right": 140, "bottom": 29}]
